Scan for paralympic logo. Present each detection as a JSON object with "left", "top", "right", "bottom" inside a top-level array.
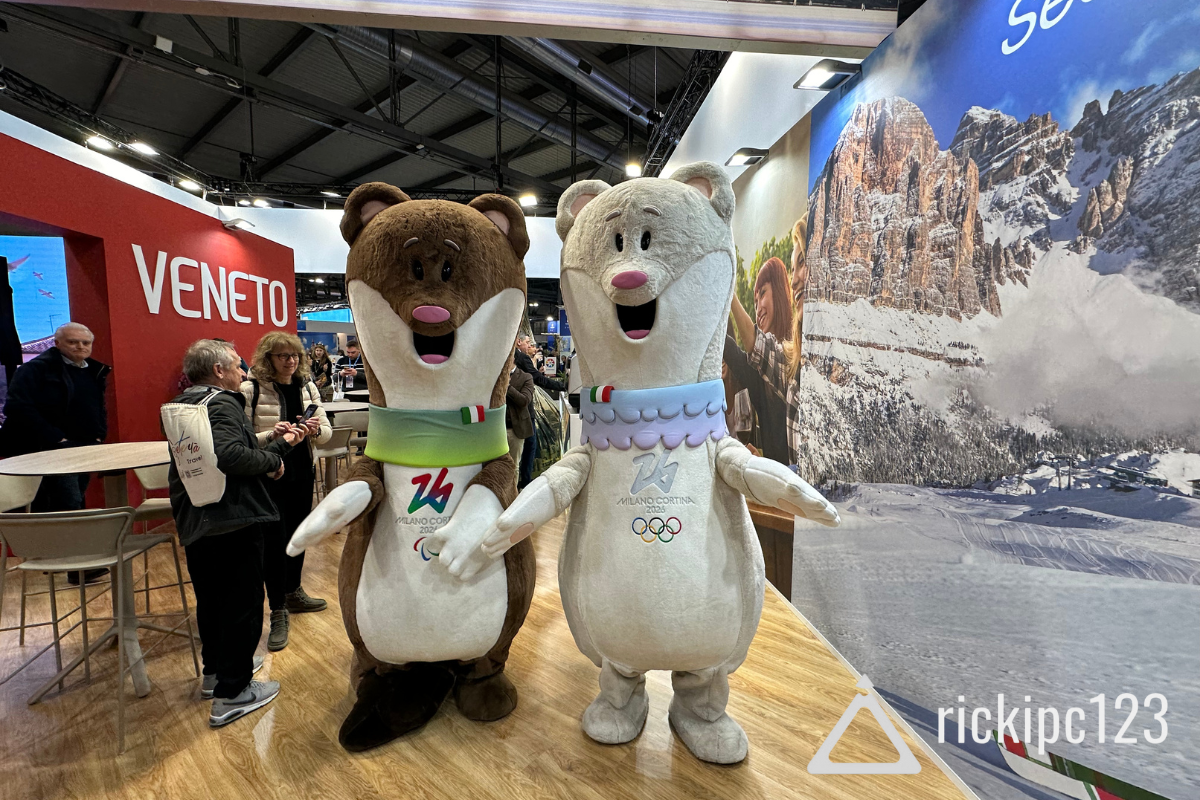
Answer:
[
  {"left": 413, "top": 536, "right": 436, "bottom": 561},
  {"left": 631, "top": 516, "right": 682, "bottom": 543}
]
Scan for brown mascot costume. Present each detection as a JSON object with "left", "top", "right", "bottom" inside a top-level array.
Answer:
[{"left": 287, "top": 183, "right": 536, "bottom": 751}]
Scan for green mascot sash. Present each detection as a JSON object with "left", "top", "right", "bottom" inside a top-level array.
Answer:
[{"left": 364, "top": 404, "right": 509, "bottom": 468}]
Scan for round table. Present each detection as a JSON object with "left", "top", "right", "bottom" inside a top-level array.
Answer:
[
  {"left": 323, "top": 400, "right": 370, "bottom": 414},
  {"left": 0, "top": 441, "right": 171, "bottom": 698},
  {"left": 343, "top": 389, "right": 371, "bottom": 401}
]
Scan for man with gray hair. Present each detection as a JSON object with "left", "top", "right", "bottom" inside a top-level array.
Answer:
[
  {"left": 166, "top": 338, "right": 308, "bottom": 728},
  {"left": 0, "top": 322, "right": 110, "bottom": 513}
]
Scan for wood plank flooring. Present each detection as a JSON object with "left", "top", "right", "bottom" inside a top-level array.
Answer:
[{"left": 0, "top": 508, "right": 970, "bottom": 800}]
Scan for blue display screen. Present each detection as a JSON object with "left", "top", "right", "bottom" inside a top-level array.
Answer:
[{"left": 1, "top": 235, "right": 71, "bottom": 344}]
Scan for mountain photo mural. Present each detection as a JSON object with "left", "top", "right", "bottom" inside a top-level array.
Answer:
[{"left": 723, "top": 2, "right": 1200, "bottom": 800}]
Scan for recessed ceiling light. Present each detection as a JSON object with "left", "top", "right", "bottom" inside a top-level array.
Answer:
[
  {"left": 794, "top": 59, "right": 861, "bottom": 92},
  {"left": 238, "top": 199, "right": 251, "bottom": 207},
  {"left": 725, "top": 148, "right": 770, "bottom": 168},
  {"left": 130, "top": 141, "right": 158, "bottom": 155},
  {"left": 86, "top": 135, "right": 114, "bottom": 151},
  {"left": 252, "top": 198, "right": 270, "bottom": 208},
  {"left": 321, "top": 191, "right": 340, "bottom": 198},
  {"left": 519, "top": 194, "right": 537, "bottom": 207},
  {"left": 178, "top": 178, "right": 202, "bottom": 192},
  {"left": 625, "top": 163, "right": 642, "bottom": 178}
]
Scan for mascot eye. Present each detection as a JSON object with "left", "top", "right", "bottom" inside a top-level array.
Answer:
[
  {"left": 441, "top": 261, "right": 452, "bottom": 282},
  {"left": 615, "top": 233, "right": 624, "bottom": 252},
  {"left": 641, "top": 230, "right": 651, "bottom": 250},
  {"left": 411, "top": 259, "right": 424, "bottom": 280}
]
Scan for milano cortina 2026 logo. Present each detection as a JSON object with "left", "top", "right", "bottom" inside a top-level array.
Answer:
[{"left": 410, "top": 468, "right": 453, "bottom": 561}]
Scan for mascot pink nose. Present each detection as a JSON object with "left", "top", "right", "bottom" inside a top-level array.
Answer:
[
  {"left": 412, "top": 305, "right": 451, "bottom": 324},
  {"left": 611, "top": 270, "right": 648, "bottom": 289}
]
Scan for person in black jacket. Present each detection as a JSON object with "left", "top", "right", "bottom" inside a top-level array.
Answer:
[
  {"left": 514, "top": 335, "right": 563, "bottom": 487},
  {"left": 166, "top": 339, "right": 308, "bottom": 728},
  {"left": 0, "top": 322, "right": 110, "bottom": 512}
]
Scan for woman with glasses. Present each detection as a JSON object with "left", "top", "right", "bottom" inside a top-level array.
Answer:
[
  {"left": 241, "top": 331, "right": 333, "bottom": 651},
  {"left": 309, "top": 342, "right": 335, "bottom": 402}
]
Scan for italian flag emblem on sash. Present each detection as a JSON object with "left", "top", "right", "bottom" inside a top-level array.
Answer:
[
  {"left": 461, "top": 405, "right": 487, "bottom": 424},
  {"left": 589, "top": 386, "right": 614, "bottom": 403}
]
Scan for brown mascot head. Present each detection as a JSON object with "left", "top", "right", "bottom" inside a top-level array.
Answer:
[{"left": 340, "top": 183, "right": 529, "bottom": 412}]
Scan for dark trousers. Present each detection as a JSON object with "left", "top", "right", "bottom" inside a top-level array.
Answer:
[
  {"left": 186, "top": 525, "right": 265, "bottom": 699},
  {"left": 518, "top": 432, "right": 538, "bottom": 489},
  {"left": 264, "top": 471, "right": 313, "bottom": 609},
  {"left": 31, "top": 473, "right": 89, "bottom": 512}
]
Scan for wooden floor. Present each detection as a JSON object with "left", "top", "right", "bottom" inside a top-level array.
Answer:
[{"left": 0, "top": 509, "right": 970, "bottom": 800}]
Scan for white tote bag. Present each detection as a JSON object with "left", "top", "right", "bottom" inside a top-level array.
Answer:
[{"left": 160, "top": 390, "right": 227, "bottom": 506}]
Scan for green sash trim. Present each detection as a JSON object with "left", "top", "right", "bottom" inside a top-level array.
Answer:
[{"left": 364, "top": 404, "right": 509, "bottom": 467}]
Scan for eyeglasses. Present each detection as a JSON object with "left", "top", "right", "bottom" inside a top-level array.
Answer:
[{"left": 270, "top": 352, "right": 301, "bottom": 362}]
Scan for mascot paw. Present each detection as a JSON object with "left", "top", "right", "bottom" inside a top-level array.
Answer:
[
  {"left": 481, "top": 476, "right": 557, "bottom": 558},
  {"left": 668, "top": 698, "right": 749, "bottom": 764},
  {"left": 288, "top": 481, "right": 373, "bottom": 556},
  {"left": 425, "top": 485, "right": 502, "bottom": 581},
  {"left": 339, "top": 665, "right": 455, "bottom": 752},
  {"left": 744, "top": 458, "right": 840, "bottom": 528},
  {"left": 581, "top": 685, "right": 649, "bottom": 745},
  {"left": 454, "top": 671, "right": 518, "bottom": 722}
]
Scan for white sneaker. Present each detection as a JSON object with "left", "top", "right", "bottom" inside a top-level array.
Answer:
[
  {"left": 209, "top": 680, "right": 280, "bottom": 728},
  {"left": 201, "top": 655, "right": 265, "bottom": 699}
]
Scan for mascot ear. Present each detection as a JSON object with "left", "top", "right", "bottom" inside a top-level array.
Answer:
[
  {"left": 556, "top": 179, "right": 612, "bottom": 241},
  {"left": 341, "top": 182, "right": 411, "bottom": 245},
  {"left": 669, "top": 162, "right": 735, "bottom": 224},
  {"left": 469, "top": 194, "right": 530, "bottom": 259}
]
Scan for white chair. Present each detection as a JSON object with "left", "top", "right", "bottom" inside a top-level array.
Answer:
[
  {"left": 313, "top": 427, "right": 353, "bottom": 500},
  {"left": 0, "top": 507, "right": 198, "bottom": 753},
  {"left": 133, "top": 465, "right": 175, "bottom": 613},
  {"left": 337, "top": 410, "right": 370, "bottom": 454},
  {"left": 0, "top": 474, "right": 44, "bottom": 645}
]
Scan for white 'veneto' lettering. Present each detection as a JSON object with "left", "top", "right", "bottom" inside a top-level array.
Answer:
[{"left": 132, "top": 244, "right": 289, "bottom": 325}]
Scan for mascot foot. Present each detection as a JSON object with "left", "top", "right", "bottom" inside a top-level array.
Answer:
[
  {"left": 581, "top": 684, "right": 649, "bottom": 745},
  {"left": 339, "top": 665, "right": 455, "bottom": 752},
  {"left": 667, "top": 697, "right": 748, "bottom": 764},
  {"left": 454, "top": 670, "right": 518, "bottom": 722}
]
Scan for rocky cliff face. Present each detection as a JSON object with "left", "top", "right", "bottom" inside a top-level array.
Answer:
[
  {"left": 1070, "top": 70, "right": 1200, "bottom": 310},
  {"left": 807, "top": 97, "right": 1001, "bottom": 321}
]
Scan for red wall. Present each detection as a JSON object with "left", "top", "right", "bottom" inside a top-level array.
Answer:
[{"left": 0, "top": 132, "right": 295, "bottom": 502}]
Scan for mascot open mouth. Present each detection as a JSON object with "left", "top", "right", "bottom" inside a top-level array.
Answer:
[
  {"left": 615, "top": 298, "right": 656, "bottom": 340},
  {"left": 412, "top": 330, "right": 455, "bottom": 364}
]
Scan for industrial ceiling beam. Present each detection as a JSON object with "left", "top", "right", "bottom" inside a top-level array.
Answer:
[
  {"left": 257, "top": 38, "right": 470, "bottom": 179},
  {"left": 1, "top": 6, "right": 563, "bottom": 195},
  {"left": 179, "top": 26, "right": 313, "bottom": 159},
  {"left": 91, "top": 11, "right": 144, "bottom": 115}
]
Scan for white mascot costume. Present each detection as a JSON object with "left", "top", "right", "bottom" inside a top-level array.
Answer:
[{"left": 443, "top": 162, "right": 840, "bottom": 764}]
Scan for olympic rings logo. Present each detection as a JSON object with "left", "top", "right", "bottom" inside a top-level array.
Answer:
[{"left": 631, "top": 516, "right": 682, "bottom": 543}]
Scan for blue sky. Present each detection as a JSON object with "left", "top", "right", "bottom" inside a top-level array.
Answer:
[
  {"left": 0, "top": 235, "right": 70, "bottom": 343},
  {"left": 810, "top": 0, "right": 1200, "bottom": 191}
]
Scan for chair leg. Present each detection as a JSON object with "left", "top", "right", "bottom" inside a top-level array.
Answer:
[
  {"left": 170, "top": 539, "right": 200, "bottom": 678},
  {"left": 116, "top": 561, "right": 126, "bottom": 754},
  {"left": 143, "top": 550, "right": 151, "bottom": 615},
  {"left": 78, "top": 580, "right": 91, "bottom": 682},
  {"left": 18, "top": 571, "right": 27, "bottom": 645},
  {"left": 47, "top": 572, "right": 63, "bottom": 693}
]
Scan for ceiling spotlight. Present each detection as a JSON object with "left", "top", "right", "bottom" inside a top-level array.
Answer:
[
  {"left": 313, "top": 277, "right": 325, "bottom": 284},
  {"left": 129, "top": 141, "right": 158, "bottom": 155},
  {"left": 177, "top": 178, "right": 202, "bottom": 192},
  {"left": 794, "top": 59, "right": 861, "bottom": 92},
  {"left": 625, "top": 163, "right": 642, "bottom": 179},
  {"left": 86, "top": 135, "right": 115, "bottom": 151},
  {"left": 252, "top": 198, "right": 270, "bottom": 208},
  {"left": 529, "top": 302, "right": 538, "bottom": 307},
  {"left": 519, "top": 194, "right": 537, "bottom": 208},
  {"left": 725, "top": 148, "right": 770, "bottom": 168},
  {"left": 222, "top": 218, "right": 256, "bottom": 231},
  {"left": 320, "top": 191, "right": 340, "bottom": 198},
  {"left": 546, "top": 315, "right": 554, "bottom": 321},
  {"left": 237, "top": 199, "right": 251, "bottom": 207}
]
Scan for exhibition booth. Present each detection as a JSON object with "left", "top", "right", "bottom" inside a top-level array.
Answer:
[{"left": 0, "top": 2, "right": 1196, "bottom": 800}]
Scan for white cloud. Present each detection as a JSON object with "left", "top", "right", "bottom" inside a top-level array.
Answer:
[
  {"left": 1122, "top": 21, "right": 1164, "bottom": 65},
  {"left": 864, "top": 1, "right": 955, "bottom": 105}
]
